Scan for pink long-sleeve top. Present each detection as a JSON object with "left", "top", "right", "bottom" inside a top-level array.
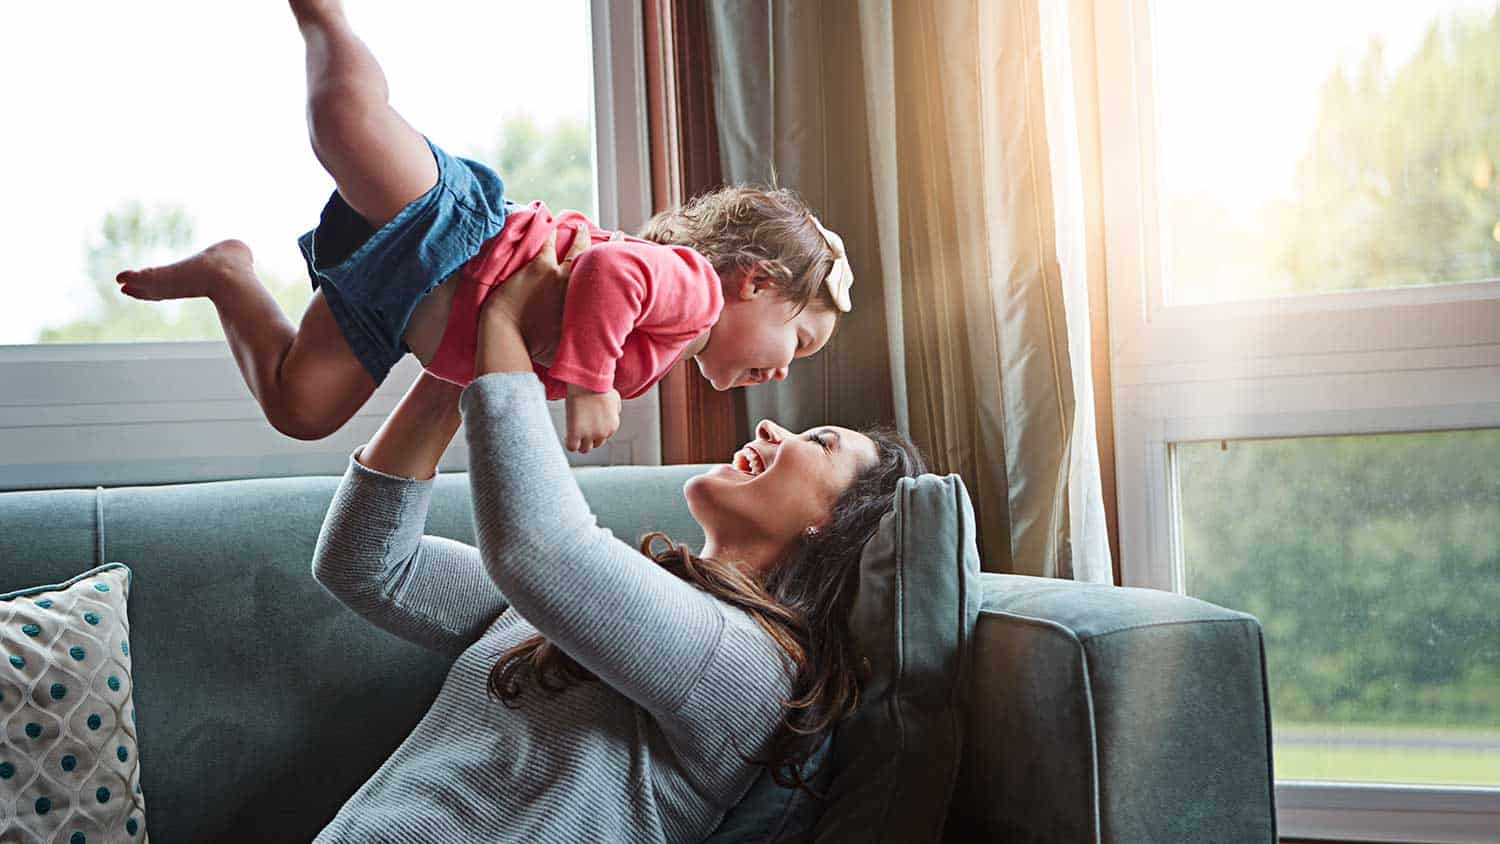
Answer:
[{"left": 425, "top": 201, "right": 724, "bottom": 400}]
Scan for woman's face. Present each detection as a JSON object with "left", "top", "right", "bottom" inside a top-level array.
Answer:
[{"left": 685, "top": 419, "right": 880, "bottom": 558}]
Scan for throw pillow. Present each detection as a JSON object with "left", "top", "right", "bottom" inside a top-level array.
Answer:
[
  {"left": 1, "top": 563, "right": 146, "bottom": 842},
  {"left": 811, "top": 474, "right": 982, "bottom": 843},
  {"left": 701, "top": 731, "right": 832, "bottom": 843}
]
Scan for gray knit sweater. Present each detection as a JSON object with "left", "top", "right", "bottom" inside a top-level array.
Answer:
[{"left": 310, "top": 372, "right": 792, "bottom": 843}]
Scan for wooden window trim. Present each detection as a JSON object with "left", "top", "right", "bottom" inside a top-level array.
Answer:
[{"left": 643, "top": 0, "right": 744, "bottom": 465}]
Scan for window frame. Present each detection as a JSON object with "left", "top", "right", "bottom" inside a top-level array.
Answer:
[
  {"left": 0, "top": 0, "right": 656, "bottom": 492},
  {"left": 1095, "top": 0, "right": 1500, "bottom": 840}
]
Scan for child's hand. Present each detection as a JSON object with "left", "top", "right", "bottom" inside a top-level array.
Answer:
[{"left": 565, "top": 385, "right": 622, "bottom": 453}]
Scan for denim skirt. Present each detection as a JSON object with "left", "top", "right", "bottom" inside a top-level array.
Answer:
[{"left": 296, "top": 138, "right": 512, "bottom": 383}]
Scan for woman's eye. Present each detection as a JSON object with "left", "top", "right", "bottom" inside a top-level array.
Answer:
[{"left": 811, "top": 432, "right": 831, "bottom": 451}]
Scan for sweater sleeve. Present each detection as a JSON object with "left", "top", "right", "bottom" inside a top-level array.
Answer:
[
  {"left": 458, "top": 371, "right": 730, "bottom": 719},
  {"left": 545, "top": 242, "right": 652, "bottom": 394},
  {"left": 312, "top": 454, "right": 510, "bottom": 659}
]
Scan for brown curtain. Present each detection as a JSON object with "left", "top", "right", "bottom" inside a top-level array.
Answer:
[
  {"left": 706, "top": 0, "right": 1113, "bottom": 581},
  {"left": 645, "top": 0, "right": 747, "bottom": 464}
]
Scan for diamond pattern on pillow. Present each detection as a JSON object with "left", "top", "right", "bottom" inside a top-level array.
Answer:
[{"left": 1, "top": 563, "right": 147, "bottom": 842}]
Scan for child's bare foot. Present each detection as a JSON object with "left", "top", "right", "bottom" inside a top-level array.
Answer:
[{"left": 116, "top": 240, "right": 256, "bottom": 302}]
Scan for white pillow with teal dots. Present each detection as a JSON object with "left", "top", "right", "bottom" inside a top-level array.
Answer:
[{"left": 1, "top": 563, "right": 146, "bottom": 843}]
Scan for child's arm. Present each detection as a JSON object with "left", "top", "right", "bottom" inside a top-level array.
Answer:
[
  {"left": 547, "top": 239, "right": 719, "bottom": 452},
  {"left": 547, "top": 242, "right": 652, "bottom": 393},
  {"left": 547, "top": 242, "right": 654, "bottom": 452}
]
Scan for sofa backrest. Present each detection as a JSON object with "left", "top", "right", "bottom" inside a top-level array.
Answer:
[
  {"left": 4, "top": 467, "right": 1277, "bottom": 843},
  {"left": 0, "top": 465, "right": 708, "bottom": 843}
]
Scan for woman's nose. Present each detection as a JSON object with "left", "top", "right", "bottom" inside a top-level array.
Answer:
[{"left": 756, "top": 420, "right": 787, "bottom": 443}]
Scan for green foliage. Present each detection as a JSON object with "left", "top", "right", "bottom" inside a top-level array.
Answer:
[
  {"left": 41, "top": 201, "right": 208, "bottom": 342},
  {"left": 1274, "top": 7, "right": 1500, "bottom": 292},
  {"left": 1167, "top": 6, "right": 1500, "bottom": 300},
  {"left": 37, "top": 114, "right": 596, "bottom": 344},
  {"left": 1179, "top": 430, "right": 1500, "bottom": 729},
  {"left": 1169, "top": 4, "right": 1500, "bottom": 735},
  {"left": 487, "top": 114, "right": 596, "bottom": 217},
  {"left": 38, "top": 201, "right": 308, "bottom": 343}
]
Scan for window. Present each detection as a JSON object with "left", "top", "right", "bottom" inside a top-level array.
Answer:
[
  {"left": 1, "top": 0, "right": 654, "bottom": 489},
  {"left": 1153, "top": 0, "right": 1500, "bottom": 305},
  {"left": 1096, "top": 0, "right": 1500, "bottom": 839},
  {"left": 1177, "top": 432, "right": 1499, "bottom": 788},
  {"left": 5, "top": 1, "right": 598, "bottom": 345}
]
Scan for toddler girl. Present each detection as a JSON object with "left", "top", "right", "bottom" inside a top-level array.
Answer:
[{"left": 117, "top": 0, "right": 852, "bottom": 452}]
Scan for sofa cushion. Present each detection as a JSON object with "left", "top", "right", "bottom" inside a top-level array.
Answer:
[
  {"left": 813, "top": 474, "right": 983, "bottom": 843},
  {"left": 1, "top": 563, "right": 146, "bottom": 842},
  {"left": 703, "top": 732, "right": 832, "bottom": 843}
]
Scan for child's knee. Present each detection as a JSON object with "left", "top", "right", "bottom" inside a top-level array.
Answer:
[{"left": 265, "top": 394, "right": 347, "bottom": 441}]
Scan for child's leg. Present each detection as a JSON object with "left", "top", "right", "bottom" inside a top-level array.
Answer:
[
  {"left": 290, "top": 0, "right": 452, "bottom": 364},
  {"left": 116, "top": 241, "right": 375, "bottom": 441},
  {"left": 290, "top": 0, "right": 438, "bottom": 229}
]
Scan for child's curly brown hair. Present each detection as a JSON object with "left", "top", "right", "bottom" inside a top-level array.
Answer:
[{"left": 639, "top": 186, "right": 841, "bottom": 316}]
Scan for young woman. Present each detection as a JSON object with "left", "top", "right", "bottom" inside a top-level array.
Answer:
[{"left": 309, "top": 232, "right": 925, "bottom": 842}]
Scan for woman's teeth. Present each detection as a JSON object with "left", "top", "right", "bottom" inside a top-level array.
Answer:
[{"left": 734, "top": 449, "right": 765, "bottom": 476}]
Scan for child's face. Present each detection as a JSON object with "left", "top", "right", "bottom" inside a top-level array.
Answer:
[{"left": 694, "top": 275, "right": 837, "bottom": 391}]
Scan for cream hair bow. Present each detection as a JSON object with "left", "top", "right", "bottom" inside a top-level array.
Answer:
[{"left": 809, "top": 215, "right": 853, "bottom": 312}]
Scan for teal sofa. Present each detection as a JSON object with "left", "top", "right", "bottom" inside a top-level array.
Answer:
[{"left": 1, "top": 466, "right": 1277, "bottom": 842}]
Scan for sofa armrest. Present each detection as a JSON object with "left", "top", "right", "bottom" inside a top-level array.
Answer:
[{"left": 943, "top": 574, "right": 1277, "bottom": 843}]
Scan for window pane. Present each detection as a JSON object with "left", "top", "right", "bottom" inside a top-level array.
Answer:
[
  {"left": 1175, "top": 431, "right": 1500, "bottom": 786},
  {"left": 1152, "top": 1, "right": 1500, "bottom": 304},
  {"left": 3, "top": 1, "right": 596, "bottom": 345}
]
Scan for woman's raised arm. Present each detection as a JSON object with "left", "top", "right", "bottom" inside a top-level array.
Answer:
[
  {"left": 358, "top": 369, "right": 464, "bottom": 480},
  {"left": 460, "top": 230, "right": 764, "bottom": 720},
  {"left": 313, "top": 224, "right": 585, "bottom": 655},
  {"left": 312, "top": 370, "right": 509, "bottom": 657}
]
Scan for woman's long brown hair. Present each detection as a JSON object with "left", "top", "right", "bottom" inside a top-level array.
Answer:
[{"left": 486, "top": 427, "right": 927, "bottom": 795}]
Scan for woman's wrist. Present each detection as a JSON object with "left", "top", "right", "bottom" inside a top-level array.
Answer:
[
  {"left": 474, "top": 308, "right": 534, "bottom": 377},
  {"left": 359, "top": 371, "right": 463, "bottom": 480}
]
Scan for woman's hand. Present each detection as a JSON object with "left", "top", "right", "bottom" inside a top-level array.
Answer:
[{"left": 478, "top": 223, "right": 590, "bottom": 368}]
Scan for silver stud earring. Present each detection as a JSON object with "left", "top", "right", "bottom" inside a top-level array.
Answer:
[{"left": 805, "top": 526, "right": 820, "bottom": 539}]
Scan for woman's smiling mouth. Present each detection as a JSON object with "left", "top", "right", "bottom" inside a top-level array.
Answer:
[{"left": 733, "top": 447, "right": 766, "bottom": 477}]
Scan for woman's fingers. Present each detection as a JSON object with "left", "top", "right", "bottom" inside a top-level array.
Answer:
[
  {"left": 538, "top": 226, "right": 560, "bottom": 267},
  {"left": 559, "top": 223, "right": 590, "bottom": 276},
  {"left": 479, "top": 221, "right": 591, "bottom": 369}
]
